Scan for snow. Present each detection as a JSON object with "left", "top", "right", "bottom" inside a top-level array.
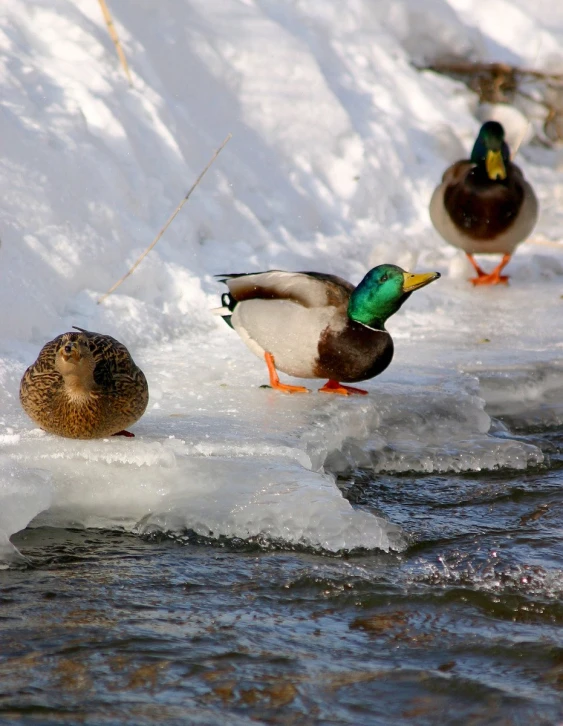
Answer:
[{"left": 1, "top": 0, "right": 563, "bottom": 560}]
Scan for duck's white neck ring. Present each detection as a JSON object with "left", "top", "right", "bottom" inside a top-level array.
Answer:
[{"left": 355, "top": 321, "right": 389, "bottom": 333}]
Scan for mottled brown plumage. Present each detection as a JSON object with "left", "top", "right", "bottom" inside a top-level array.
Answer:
[{"left": 19, "top": 328, "right": 149, "bottom": 439}]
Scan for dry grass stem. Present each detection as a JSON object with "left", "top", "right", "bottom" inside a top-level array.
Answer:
[
  {"left": 419, "top": 60, "right": 563, "bottom": 88},
  {"left": 98, "top": 133, "right": 233, "bottom": 305},
  {"left": 418, "top": 59, "right": 563, "bottom": 145},
  {"left": 98, "top": 0, "right": 133, "bottom": 87}
]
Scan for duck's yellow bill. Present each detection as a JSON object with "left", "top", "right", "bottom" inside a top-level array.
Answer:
[
  {"left": 402, "top": 271, "right": 441, "bottom": 293},
  {"left": 486, "top": 150, "right": 507, "bottom": 180}
]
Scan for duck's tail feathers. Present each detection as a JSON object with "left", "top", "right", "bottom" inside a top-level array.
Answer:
[
  {"left": 211, "top": 293, "right": 236, "bottom": 328},
  {"left": 215, "top": 273, "right": 249, "bottom": 283},
  {"left": 211, "top": 293, "right": 236, "bottom": 314}
]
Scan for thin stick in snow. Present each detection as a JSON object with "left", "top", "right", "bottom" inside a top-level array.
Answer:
[
  {"left": 98, "top": 0, "right": 133, "bottom": 87},
  {"left": 98, "top": 133, "right": 233, "bottom": 305}
]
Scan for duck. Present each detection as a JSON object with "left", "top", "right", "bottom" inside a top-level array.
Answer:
[
  {"left": 20, "top": 327, "right": 149, "bottom": 439},
  {"left": 214, "top": 264, "right": 440, "bottom": 395},
  {"left": 429, "top": 120, "right": 538, "bottom": 285}
]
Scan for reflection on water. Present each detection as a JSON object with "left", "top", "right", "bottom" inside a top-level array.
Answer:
[{"left": 0, "top": 426, "right": 562, "bottom": 725}]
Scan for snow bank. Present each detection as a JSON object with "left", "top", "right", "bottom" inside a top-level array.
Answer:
[{"left": 1, "top": 0, "right": 562, "bottom": 559}]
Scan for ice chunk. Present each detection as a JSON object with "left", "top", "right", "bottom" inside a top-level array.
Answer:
[
  {"left": 11, "top": 435, "right": 404, "bottom": 554},
  {"left": 472, "top": 362, "right": 563, "bottom": 431},
  {"left": 323, "top": 378, "right": 544, "bottom": 475},
  {"left": 362, "top": 436, "right": 542, "bottom": 474},
  {"left": 136, "top": 455, "right": 405, "bottom": 553},
  {"left": 0, "top": 456, "right": 53, "bottom": 564},
  {"left": 1, "top": 369, "right": 542, "bottom": 561}
]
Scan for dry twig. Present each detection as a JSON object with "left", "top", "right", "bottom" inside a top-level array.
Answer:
[
  {"left": 98, "top": 0, "right": 133, "bottom": 86},
  {"left": 417, "top": 59, "right": 563, "bottom": 143},
  {"left": 98, "top": 133, "right": 232, "bottom": 305},
  {"left": 418, "top": 60, "right": 563, "bottom": 100}
]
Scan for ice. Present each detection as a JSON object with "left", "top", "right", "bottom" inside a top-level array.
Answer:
[
  {"left": 474, "top": 362, "right": 563, "bottom": 430},
  {"left": 1, "top": 0, "right": 563, "bottom": 559},
  {"left": 0, "top": 458, "right": 53, "bottom": 564},
  {"left": 8, "top": 405, "right": 406, "bottom": 554},
  {"left": 330, "top": 380, "right": 543, "bottom": 475},
  {"left": 0, "top": 360, "right": 542, "bottom": 556}
]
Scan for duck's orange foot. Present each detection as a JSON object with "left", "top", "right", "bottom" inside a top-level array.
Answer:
[
  {"left": 112, "top": 430, "right": 135, "bottom": 437},
  {"left": 267, "top": 382, "right": 310, "bottom": 394},
  {"left": 467, "top": 253, "right": 511, "bottom": 286},
  {"left": 263, "top": 352, "right": 310, "bottom": 394},
  {"left": 470, "top": 273, "right": 509, "bottom": 286},
  {"left": 465, "top": 252, "right": 487, "bottom": 278},
  {"left": 318, "top": 380, "right": 368, "bottom": 396}
]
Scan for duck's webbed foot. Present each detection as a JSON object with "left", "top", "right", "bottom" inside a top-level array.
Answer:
[
  {"left": 318, "top": 380, "right": 368, "bottom": 396},
  {"left": 471, "top": 273, "right": 509, "bottom": 286},
  {"left": 466, "top": 252, "right": 487, "bottom": 280},
  {"left": 469, "top": 253, "right": 511, "bottom": 286},
  {"left": 264, "top": 352, "right": 310, "bottom": 394},
  {"left": 112, "top": 430, "right": 135, "bottom": 437}
]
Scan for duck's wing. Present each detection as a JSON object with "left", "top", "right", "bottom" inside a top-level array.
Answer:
[
  {"left": 26, "top": 335, "right": 64, "bottom": 373},
  {"left": 20, "top": 335, "right": 64, "bottom": 402},
  {"left": 441, "top": 160, "right": 473, "bottom": 185},
  {"left": 217, "top": 270, "right": 354, "bottom": 309},
  {"left": 72, "top": 328, "right": 143, "bottom": 389},
  {"left": 508, "top": 161, "right": 528, "bottom": 186}
]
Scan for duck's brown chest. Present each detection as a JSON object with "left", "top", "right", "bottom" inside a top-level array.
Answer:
[
  {"left": 444, "top": 172, "right": 525, "bottom": 240},
  {"left": 22, "top": 385, "right": 107, "bottom": 438},
  {"left": 314, "top": 321, "right": 394, "bottom": 383},
  {"left": 20, "top": 376, "right": 147, "bottom": 439}
]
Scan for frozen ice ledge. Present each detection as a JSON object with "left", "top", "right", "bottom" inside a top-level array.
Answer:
[{"left": 0, "top": 365, "right": 546, "bottom": 563}]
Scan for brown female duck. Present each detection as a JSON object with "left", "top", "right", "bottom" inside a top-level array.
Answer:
[{"left": 20, "top": 327, "right": 148, "bottom": 439}]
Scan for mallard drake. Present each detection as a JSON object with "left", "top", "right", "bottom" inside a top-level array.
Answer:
[
  {"left": 429, "top": 121, "right": 538, "bottom": 285},
  {"left": 20, "top": 327, "right": 148, "bottom": 439},
  {"left": 214, "top": 265, "right": 440, "bottom": 395}
]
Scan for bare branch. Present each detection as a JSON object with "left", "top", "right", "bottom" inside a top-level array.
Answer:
[
  {"left": 417, "top": 59, "right": 563, "bottom": 145},
  {"left": 417, "top": 60, "right": 563, "bottom": 84},
  {"left": 98, "top": 0, "right": 133, "bottom": 87}
]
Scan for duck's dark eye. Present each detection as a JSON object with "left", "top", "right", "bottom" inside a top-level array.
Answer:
[{"left": 380, "top": 274, "right": 388, "bottom": 282}]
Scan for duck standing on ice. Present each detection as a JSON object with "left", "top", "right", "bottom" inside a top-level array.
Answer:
[
  {"left": 20, "top": 328, "right": 148, "bottom": 439},
  {"left": 215, "top": 264, "right": 440, "bottom": 395},
  {"left": 430, "top": 121, "right": 538, "bottom": 285}
]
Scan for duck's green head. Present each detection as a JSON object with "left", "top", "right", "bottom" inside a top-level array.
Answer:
[
  {"left": 347, "top": 264, "right": 440, "bottom": 330},
  {"left": 471, "top": 121, "right": 510, "bottom": 181}
]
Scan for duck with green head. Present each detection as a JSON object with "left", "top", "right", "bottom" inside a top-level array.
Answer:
[
  {"left": 214, "top": 264, "right": 440, "bottom": 394},
  {"left": 430, "top": 121, "right": 538, "bottom": 285}
]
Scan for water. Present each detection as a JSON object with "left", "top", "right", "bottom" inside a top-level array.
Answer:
[{"left": 1, "top": 422, "right": 562, "bottom": 725}]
